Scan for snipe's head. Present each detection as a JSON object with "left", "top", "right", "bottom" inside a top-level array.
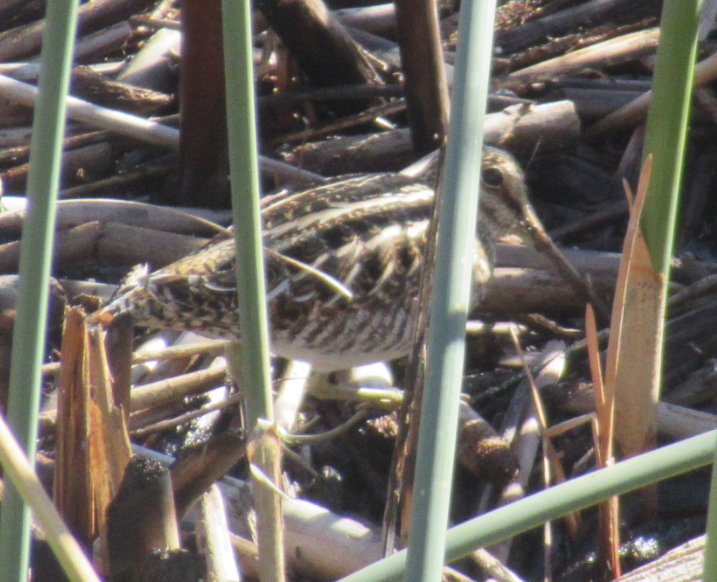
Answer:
[
  {"left": 478, "top": 146, "right": 595, "bottom": 315},
  {"left": 478, "top": 146, "right": 540, "bottom": 244}
]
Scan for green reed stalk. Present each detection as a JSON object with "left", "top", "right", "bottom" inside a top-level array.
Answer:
[
  {"left": 222, "top": 1, "right": 285, "bottom": 581},
  {"left": 405, "top": 0, "right": 498, "bottom": 581},
  {"left": 339, "top": 429, "right": 715, "bottom": 582},
  {"left": 0, "top": 2, "right": 80, "bottom": 581}
]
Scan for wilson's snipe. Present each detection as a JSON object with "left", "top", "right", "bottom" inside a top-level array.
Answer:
[{"left": 101, "top": 147, "right": 575, "bottom": 370}]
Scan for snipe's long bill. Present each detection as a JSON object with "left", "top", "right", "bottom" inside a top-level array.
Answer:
[{"left": 99, "top": 147, "right": 584, "bottom": 371}]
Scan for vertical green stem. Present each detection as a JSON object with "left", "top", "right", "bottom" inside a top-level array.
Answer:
[
  {"left": 221, "top": 1, "right": 284, "bottom": 581},
  {"left": 0, "top": 1, "right": 79, "bottom": 580},
  {"left": 221, "top": 0, "right": 273, "bottom": 428},
  {"left": 405, "top": 0, "right": 497, "bottom": 581},
  {"left": 641, "top": 0, "right": 700, "bottom": 273},
  {"left": 612, "top": 0, "right": 700, "bottom": 460}
]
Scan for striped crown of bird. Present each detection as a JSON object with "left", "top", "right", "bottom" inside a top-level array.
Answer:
[{"left": 101, "top": 147, "right": 560, "bottom": 370}]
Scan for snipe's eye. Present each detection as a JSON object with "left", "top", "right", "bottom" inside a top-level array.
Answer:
[{"left": 482, "top": 167, "right": 504, "bottom": 187}]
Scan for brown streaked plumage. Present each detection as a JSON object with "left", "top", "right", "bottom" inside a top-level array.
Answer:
[{"left": 101, "top": 147, "right": 556, "bottom": 370}]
